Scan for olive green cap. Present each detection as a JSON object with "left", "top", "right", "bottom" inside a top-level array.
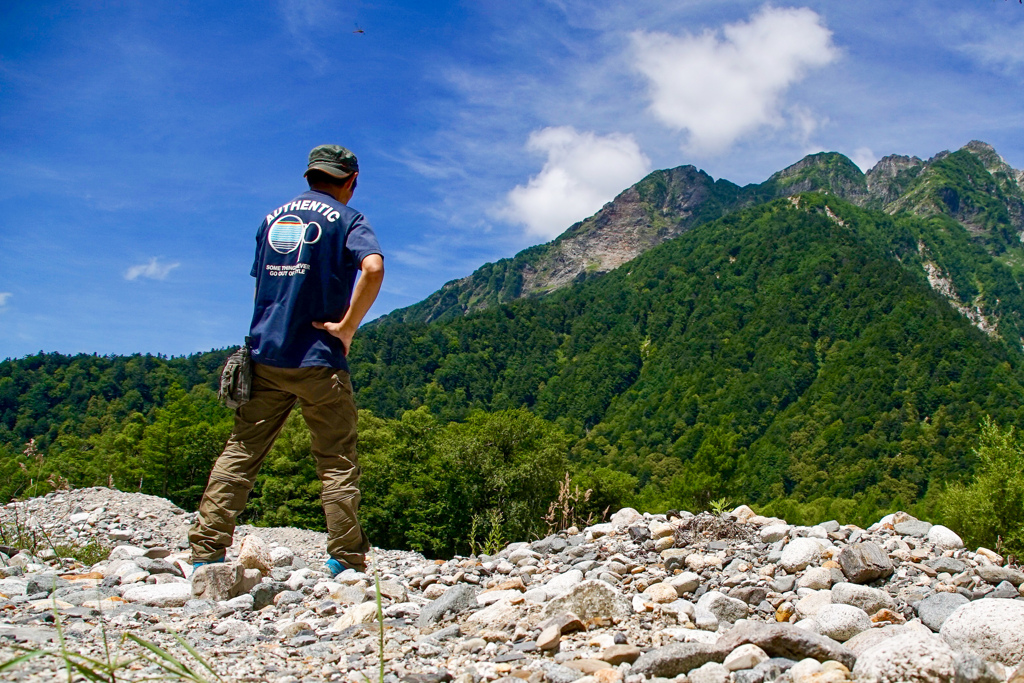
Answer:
[{"left": 304, "top": 144, "right": 359, "bottom": 179}]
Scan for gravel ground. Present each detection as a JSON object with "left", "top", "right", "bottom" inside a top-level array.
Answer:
[{"left": 0, "top": 487, "right": 1022, "bottom": 683}]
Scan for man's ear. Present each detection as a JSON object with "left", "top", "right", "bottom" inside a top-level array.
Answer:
[{"left": 345, "top": 172, "right": 359, "bottom": 189}]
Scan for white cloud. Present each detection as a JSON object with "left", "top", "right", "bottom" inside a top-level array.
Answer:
[
  {"left": 501, "top": 126, "right": 651, "bottom": 240},
  {"left": 278, "top": 0, "right": 346, "bottom": 71},
  {"left": 850, "top": 147, "right": 878, "bottom": 173},
  {"left": 948, "top": 15, "right": 1024, "bottom": 74},
  {"left": 631, "top": 5, "right": 838, "bottom": 154},
  {"left": 125, "top": 257, "right": 180, "bottom": 281},
  {"left": 0, "top": 292, "right": 11, "bottom": 308}
]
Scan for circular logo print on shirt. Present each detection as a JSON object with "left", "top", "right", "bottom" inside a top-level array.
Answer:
[{"left": 268, "top": 215, "right": 306, "bottom": 254}]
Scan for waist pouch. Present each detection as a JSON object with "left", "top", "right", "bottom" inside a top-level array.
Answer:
[{"left": 219, "top": 338, "right": 253, "bottom": 409}]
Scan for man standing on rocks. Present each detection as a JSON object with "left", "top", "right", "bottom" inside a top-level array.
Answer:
[{"left": 189, "top": 144, "right": 384, "bottom": 577}]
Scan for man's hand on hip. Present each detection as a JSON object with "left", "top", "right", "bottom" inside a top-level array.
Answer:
[
  {"left": 312, "top": 321, "right": 356, "bottom": 355},
  {"left": 312, "top": 254, "right": 384, "bottom": 357}
]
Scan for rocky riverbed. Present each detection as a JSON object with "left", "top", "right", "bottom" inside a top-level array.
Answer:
[{"left": 1, "top": 487, "right": 1022, "bottom": 682}]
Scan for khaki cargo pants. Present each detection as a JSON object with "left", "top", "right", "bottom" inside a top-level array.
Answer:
[{"left": 189, "top": 363, "right": 369, "bottom": 570}]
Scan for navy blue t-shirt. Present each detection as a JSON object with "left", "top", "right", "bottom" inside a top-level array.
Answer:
[{"left": 248, "top": 189, "right": 382, "bottom": 371}]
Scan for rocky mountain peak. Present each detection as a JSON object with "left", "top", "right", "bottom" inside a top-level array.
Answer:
[
  {"left": 864, "top": 154, "right": 924, "bottom": 206},
  {"left": 961, "top": 140, "right": 1024, "bottom": 193},
  {"left": 760, "top": 152, "right": 869, "bottom": 205}
]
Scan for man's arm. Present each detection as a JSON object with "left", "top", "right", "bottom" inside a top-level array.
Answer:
[{"left": 312, "top": 254, "right": 384, "bottom": 356}]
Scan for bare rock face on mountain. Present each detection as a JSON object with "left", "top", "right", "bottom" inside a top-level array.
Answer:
[
  {"left": 865, "top": 154, "right": 925, "bottom": 206},
  {"left": 383, "top": 165, "right": 741, "bottom": 325},
  {"left": 760, "top": 152, "right": 869, "bottom": 205},
  {"left": 518, "top": 166, "right": 725, "bottom": 298}
]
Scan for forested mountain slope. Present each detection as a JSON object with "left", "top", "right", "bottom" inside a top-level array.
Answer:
[
  {"left": 381, "top": 141, "right": 1024, "bottom": 330},
  {"left": 0, "top": 351, "right": 228, "bottom": 451},
  {"left": 350, "top": 192, "right": 1024, "bottom": 521}
]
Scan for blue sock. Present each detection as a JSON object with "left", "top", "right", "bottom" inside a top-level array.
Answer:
[{"left": 192, "top": 558, "right": 225, "bottom": 569}]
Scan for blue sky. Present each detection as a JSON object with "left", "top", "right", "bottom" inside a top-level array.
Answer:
[{"left": 2, "top": 0, "right": 1023, "bottom": 359}]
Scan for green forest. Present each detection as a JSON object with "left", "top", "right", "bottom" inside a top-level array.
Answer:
[{"left": 3, "top": 144, "right": 1024, "bottom": 558}]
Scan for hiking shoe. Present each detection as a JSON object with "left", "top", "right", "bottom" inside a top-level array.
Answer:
[{"left": 325, "top": 558, "right": 355, "bottom": 578}]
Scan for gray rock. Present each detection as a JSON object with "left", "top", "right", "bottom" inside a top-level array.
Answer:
[
  {"left": 771, "top": 575, "right": 796, "bottom": 593},
  {"left": 274, "top": 590, "right": 304, "bottom": 606},
  {"left": 335, "top": 584, "right": 369, "bottom": 604},
  {"left": 222, "top": 593, "right": 254, "bottom": 612},
  {"left": 926, "top": 557, "right": 967, "bottom": 574},
  {"left": 0, "top": 625, "right": 60, "bottom": 645},
  {"left": 661, "top": 549, "right": 688, "bottom": 572},
  {"left": 941, "top": 599, "right": 1024, "bottom": 668},
  {"left": 541, "top": 580, "right": 630, "bottom": 622},
  {"left": 986, "top": 580, "right": 1020, "bottom": 599},
  {"left": 418, "top": 584, "right": 477, "bottom": 628},
  {"left": 794, "top": 590, "right": 832, "bottom": 620},
  {"left": 182, "top": 599, "right": 215, "bottom": 615},
  {"left": 928, "top": 525, "right": 964, "bottom": 550},
  {"left": 25, "top": 575, "right": 64, "bottom": 595},
  {"left": 667, "top": 571, "right": 701, "bottom": 595},
  {"left": 630, "top": 642, "right": 725, "bottom": 678},
  {"left": 544, "top": 569, "right": 585, "bottom": 596},
  {"left": 250, "top": 581, "right": 288, "bottom": 611},
  {"left": 610, "top": 507, "right": 644, "bottom": 528},
  {"left": 853, "top": 632, "right": 957, "bottom": 683},
  {"left": 191, "top": 562, "right": 247, "bottom": 602},
  {"left": 760, "top": 524, "right": 790, "bottom": 543},
  {"left": 752, "top": 658, "right": 797, "bottom": 681},
  {"left": 715, "top": 621, "right": 856, "bottom": 669},
  {"left": 693, "top": 606, "right": 719, "bottom": 631},
  {"left": 813, "top": 604, "right": 871, "bottom": 642},
  {"left": 729, "top": 586, "right": 767, "bottom": 605},
  {"left": 954, "top": 653, "right": 1003, "bottom": 683},
  {"left": 532, "top": 536, "right": 568, "bottom": 555},
  {"left": 696, "top": 590, "right": 748, "bottom": 623},
  {"left": 52, "top": 586, "right": 119, "bottom": 606},
  {"left": 687, "top": 661, "right": 731, "bottom": 683},
  {"left": 0, "top": 577, "right": 29, "bottom": 596},
  {"left": 416, "top": 624, "right": 460, "bottom": 644},
  {"left": 838, "top": 542, "right": 893, "bottom": 584},
  {"left": 830, "top": 582, "right": 893, "bottom": 615},
  {"left": 778, "top": 538, "right": 822, "bottom": 573},
  {"left": 916, "top": 592, "right": 970, "bottom": 632},
  {"left": 121, "top": 583, "right": 193, "bottom": 608},
  {"left": 135, "top": 557, "right": 182, "bottom": 576},
  {"left": 108, "top": 545, "right": 147, "bottom": 562},
  {"left": 539, "top": 661, "right": 583, "bottom": 683},
  {"left": 976, "top": 564, "right": 1024, "bottom": 587},
  {"left": 845, "top": 624, "right": 904, "bottom": 656},
  {"left": 894, "top": 520, "right": 933, "bottom": 537}
]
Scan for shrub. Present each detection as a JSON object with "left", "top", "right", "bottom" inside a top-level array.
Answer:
[{"left": 940, "top": 417, "right": 1024, "bottom": 558}]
